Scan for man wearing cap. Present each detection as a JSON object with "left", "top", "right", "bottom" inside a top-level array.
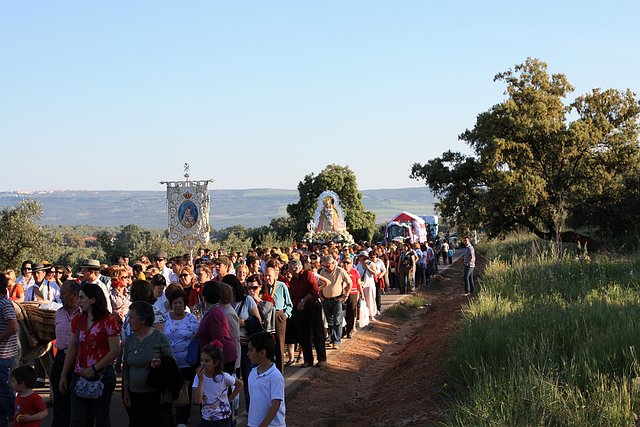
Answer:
[
  {"left": 153, "top": 251, "right": 178, "bottom": 285},
  {"left": 80, "top": 259, "right": 112, "bottom": 313},
  {"left": 318, "top": 255, "right": 351, "bottom": 349},
  {"left": 24, "top": 263, "right": 61, "bottom": 303},
  {"left": 213, "top": 255, "right": 232, "bottom": 280}
]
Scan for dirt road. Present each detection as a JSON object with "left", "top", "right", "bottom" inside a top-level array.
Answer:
[{"left": 286, "top": 257, "right": 469, "bottom": 426}]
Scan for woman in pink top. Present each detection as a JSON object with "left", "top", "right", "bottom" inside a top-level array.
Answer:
[{"left": 198, "top": 281, "right": 238, "bottom": 374}]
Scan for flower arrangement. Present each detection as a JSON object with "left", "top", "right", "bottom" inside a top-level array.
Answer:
[{"left": 303, "top": 230, "right": 355, "bottom": 245}]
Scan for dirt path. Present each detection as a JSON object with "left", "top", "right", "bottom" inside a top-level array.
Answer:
[{"left": 286, "top": 259, "right": 470, "bottom": 427}]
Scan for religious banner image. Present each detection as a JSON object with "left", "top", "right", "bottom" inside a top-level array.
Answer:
[
  {"left": 162, "top": 165, "right": 213, "bottom": 249},
  {"left": 166, "top": 182, "right": 211, "bottom": 248}
]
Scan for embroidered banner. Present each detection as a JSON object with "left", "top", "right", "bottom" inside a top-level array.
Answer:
[{"left": 162, "top": 165, "right": 213, "bottom": 249}]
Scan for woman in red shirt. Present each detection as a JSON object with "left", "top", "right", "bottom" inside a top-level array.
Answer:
[
  {"left": 4, "top": 269, "right": 24, "bottom": 302},
  {"left": 59, "top": 283, "right": 121, "bottom": 427}
]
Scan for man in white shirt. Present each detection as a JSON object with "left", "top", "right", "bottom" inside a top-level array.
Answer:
[
  {"left": 24, "top": 263, "right": 61, "bottom": 303},
  {"left": 152, "top": 251, "right": 178, "bottom": 284},
  {"left": 80, "top": 259, "right": 112, "bottom": 313}
]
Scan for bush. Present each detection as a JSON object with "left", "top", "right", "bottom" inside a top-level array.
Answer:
[{"left": 385, "top": 295, "right": 428, "bottom": 319}]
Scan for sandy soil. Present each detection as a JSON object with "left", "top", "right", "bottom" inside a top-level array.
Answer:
[{"left": 286, "top": 259, "right": 475, "bottom": 427}]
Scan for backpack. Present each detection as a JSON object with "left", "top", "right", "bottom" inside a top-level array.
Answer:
[{"left": 402, "top": 252, "right": 414, "bottom": 269}]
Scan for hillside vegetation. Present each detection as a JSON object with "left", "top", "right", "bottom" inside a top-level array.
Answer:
[
  {"left": 446, "top": 234, "right": 640, "bottom": 425},
  {"left": 0, "top": 187, "right": 435, "bottom": 229}
]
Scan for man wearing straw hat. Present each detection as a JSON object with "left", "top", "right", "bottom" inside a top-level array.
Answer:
[
  {"left": 23, "top": 263, "right": 61, "bottom": 303},
  {"left": 80, "top": 259, "right": 112, "bottom": 313}
]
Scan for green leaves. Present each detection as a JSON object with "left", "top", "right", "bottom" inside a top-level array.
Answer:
[
  {"left": 412, "top": 58, "right": 640, "bottom": 243},
  {"left": 286, "top": 164, "right": 376, "bottom": 242},
  {"left": 0, "top": 200, "right": 48, "bottom": 269}
]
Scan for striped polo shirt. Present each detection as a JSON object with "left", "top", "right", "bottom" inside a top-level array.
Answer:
[{"left": 0, "top": 296, "right": 19, "bottom": 359}]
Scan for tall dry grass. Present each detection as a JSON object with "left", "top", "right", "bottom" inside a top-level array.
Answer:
[{"left": 445, "top": 234, "right": 640, "bottom": 425}]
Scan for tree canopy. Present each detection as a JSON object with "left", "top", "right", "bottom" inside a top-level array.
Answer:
[
  {"left": 286, "top": 164, "right": 376, "bottom": 242},
  {"left": 411, "top": 58, "right": 640, "bottom": 243},
  {"left": 0, "top": 200, "right": 53, "bottom": 270}
]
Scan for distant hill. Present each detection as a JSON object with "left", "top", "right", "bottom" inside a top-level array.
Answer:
[{"left": 0, "top": 188, "right": 437, "bottom": 229}]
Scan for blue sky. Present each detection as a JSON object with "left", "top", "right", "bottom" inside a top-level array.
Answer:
[{"left": 1, "top": 1, "right": 638, "bottom": 191}]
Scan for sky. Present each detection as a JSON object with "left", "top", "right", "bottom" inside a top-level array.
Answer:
[{"left": 1, "top": 1, "right": 639, "bottom": 191}]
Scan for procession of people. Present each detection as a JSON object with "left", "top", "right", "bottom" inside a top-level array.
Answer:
[{"left": 0, "top": 235, "right": 460, "bottom": 427}]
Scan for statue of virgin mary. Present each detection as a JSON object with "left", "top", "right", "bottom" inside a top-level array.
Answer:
[{"left": 316, "top": 195, "right": 346, "bottom": 233}]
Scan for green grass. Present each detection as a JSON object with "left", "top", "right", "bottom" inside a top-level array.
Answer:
[
  {"left": 444, "top": 234, "right": 640, "bottom": 426},
  {"left": 385, "top": 295, "right": 429, "bottom": 319}
]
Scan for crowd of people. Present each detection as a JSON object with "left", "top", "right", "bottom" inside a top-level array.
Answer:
[{"left": 0, "top": 237, "right": 459, "bottom": 427}]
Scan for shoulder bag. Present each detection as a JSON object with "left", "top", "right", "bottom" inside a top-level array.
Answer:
[
  {"left": 75, "top": 374, "right": 104, "bottom": 399},
  {"left": 73, "top": 318, "right": 104, "bottom": 399},
  {"left": 239, "top": 296, "right": 265, "bottom": 337}
]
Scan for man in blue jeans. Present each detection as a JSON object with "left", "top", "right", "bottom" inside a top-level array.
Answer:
[
  {"left": 0, "top": 274, "right": 19, "bottom": 427},
  {"left": 463, "top": 237, "right": 476, "bottom": 295},
  {"left": 318, "top": 255, "right": 352, "bottom": 350}
]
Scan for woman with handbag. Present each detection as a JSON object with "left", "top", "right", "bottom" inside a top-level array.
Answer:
[
  {"left": 122, "top": 301, "right": 175, "bottom": 427},
  {"left": 59, "top": 283, "right": 121, "bottom": 427},
  {"left": 164, "top": 289, "right": 199, "bottom": 427}
]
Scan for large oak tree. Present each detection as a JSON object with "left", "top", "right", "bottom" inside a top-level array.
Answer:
[{"left": 411, "top": 58, "right": 640, "bottom": 243}]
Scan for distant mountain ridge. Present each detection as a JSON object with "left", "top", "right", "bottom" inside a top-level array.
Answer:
[{"left": 0, "top": 188, "right": 437, "bottom": 229}]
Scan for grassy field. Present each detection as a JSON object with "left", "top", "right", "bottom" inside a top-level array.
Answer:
[{"left": 445, "top": 234, "right": 640, "bottom": 426}]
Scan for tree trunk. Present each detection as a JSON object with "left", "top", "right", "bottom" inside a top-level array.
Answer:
[{"left": 521, "top": 219, "right": 597, "bottom": 250}]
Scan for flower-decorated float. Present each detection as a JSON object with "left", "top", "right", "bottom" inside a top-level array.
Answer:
[{"left": 303, "top": 190, "right": 355, "bottom": 245}]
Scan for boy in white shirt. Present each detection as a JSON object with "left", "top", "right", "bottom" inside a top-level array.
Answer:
[{"left": 247, "top": 332, "right": 286, "bottom": 427}]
